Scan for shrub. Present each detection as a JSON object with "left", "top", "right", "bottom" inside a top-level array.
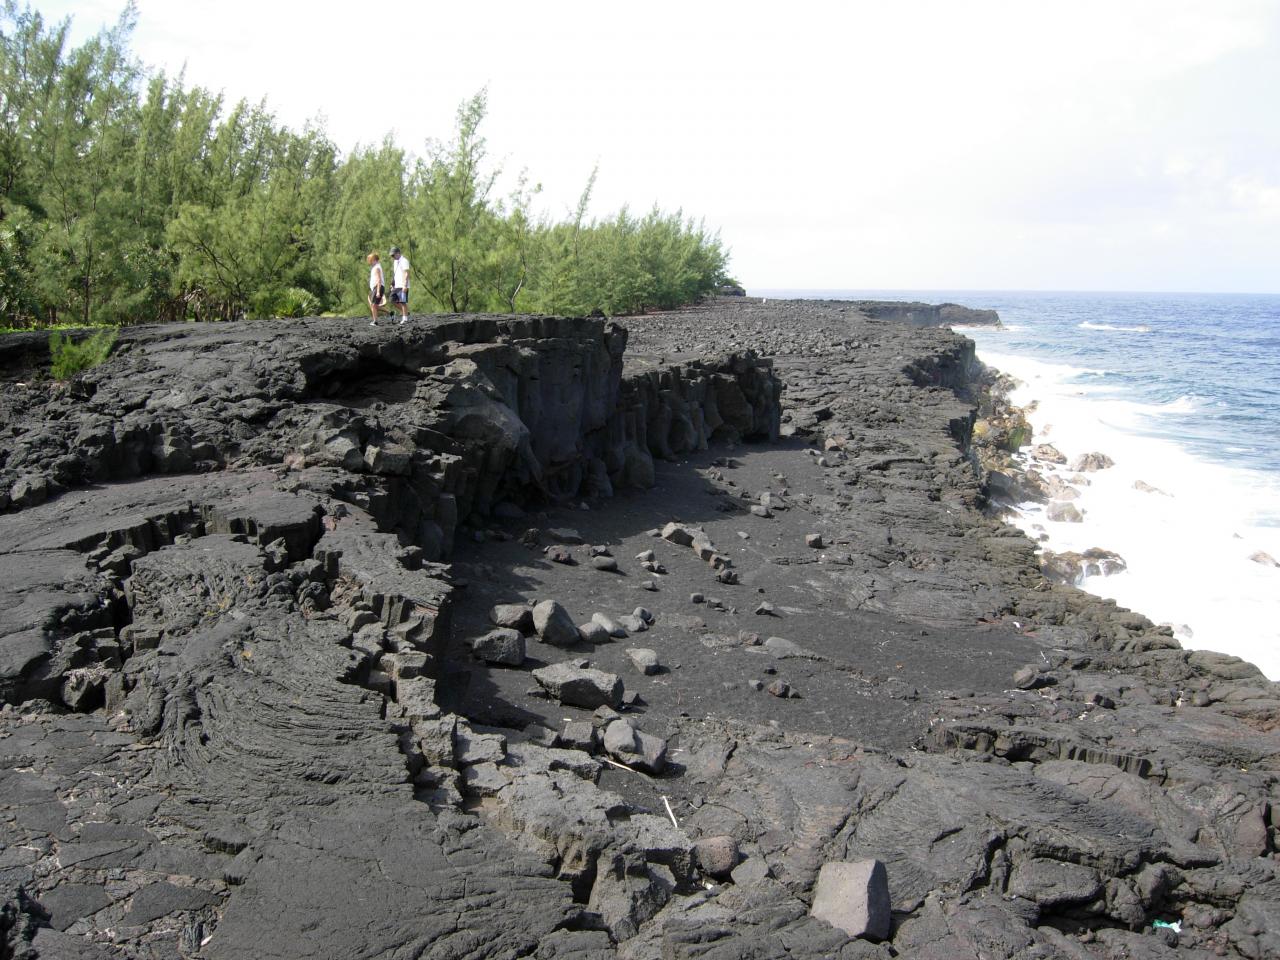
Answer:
[
  {"left": 269, "top": 287, "right": 322, "bottom": 318},
  {"left": 49, "top": 329, "right": 118, "bottom": 380}
]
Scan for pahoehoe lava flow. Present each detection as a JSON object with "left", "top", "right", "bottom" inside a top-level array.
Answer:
[{"left": 2, "top": 298, "right": 1277, "bottom": 959}]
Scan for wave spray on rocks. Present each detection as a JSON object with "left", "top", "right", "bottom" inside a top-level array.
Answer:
[{"left": 974, "top": 346, "right": 1280, "bottom": 680}]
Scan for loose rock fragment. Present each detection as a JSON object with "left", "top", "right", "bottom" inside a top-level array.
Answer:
[
  {"left": 631, "top": 731, "right": 666, "bottom": 772},
  {"left": 9, "top": 475, "right": 48, "bottom": 509},
  {"left": 471, "top": 628, "right": 525, "bottom": 666},
  {"left": 416, "top": 716, "right": 457, "bottom": 766},
  {"left": 486, "top": 604, "right": 532, "bottom": 634},
  {"left": 1046, "top": 502, "right": 1083, "bottom": 523},
  {"left": 602, "top": 718, "right": 637, "bottom": 756},
  {"left": 577, "top": 620, "right": 612, "bottom": 645},
  {"left": 593, "top": 705, "right": 623, "bottom": 727},
  {"left": 363, "top": 443, "right": 411, "bottom": 475},
  {"left": 533, "top": 600, "right": 580, "bottom": 648},
  {"left": 805, "top": 533, "right": 824, "bottom": 548},
  {"left": 533, "top": 732, "right": 572, "bottom": 760},
  {"left": 690, "top": 534, "right": 717, "bottom": 562},
  {"left": 602, "top": 719, "right": 667, "bottom": 773},
  {"left": 763, "top": 636, "right": 808, "bottom": 658},
  {"left": 626, "top": 648, "right": 660, "bottom": 675},
  {"left": 1013, "top": 665, "right": 1045, "bottom": 690},
  {"left": 559, "top": 720, "right": 596, "bottom": 751},
  {"left": 1032, "top": 443, "right": 1067, "bottom": 464},
  {"left": 390, "top": 676, "right": 441, "bottom": 722},
  {"left": 810, "top": 860, "right": 892, "bottom": 941},
  {"left": 662, "top": 522, "right": 731, "bottom": 577},
  {"left": 532, "top": 661, "right": 624, "bottom": 709},
  {"left": 693, "top": 836, "right": 740, "bottom": 879},
  {"left": 661, "top": 522, "right": 698, "bottom": 547},
  {"left": 1072, "top": 451, "right": 1115, "bottom": 472},
  {"left": 592, "top": 613, "right": 629, "bottom": 638}
]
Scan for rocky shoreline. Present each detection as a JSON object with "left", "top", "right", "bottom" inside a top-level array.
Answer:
[
  {"left": 970, "top": 366, "right": 1128, "bottom": 587},
  {"left": 2, "top": 298, "right": 1278, "bottom": 959}
]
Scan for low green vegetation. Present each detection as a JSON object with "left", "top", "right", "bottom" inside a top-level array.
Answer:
[
  {"left": 49, "top": 328, "right": 117, "bottom": 379},
  {"left": 0, "top": 3, "right": 731, "bottom": 328},
  {"left": 0, "top": 322, "right": 113, "bottom": 335}
]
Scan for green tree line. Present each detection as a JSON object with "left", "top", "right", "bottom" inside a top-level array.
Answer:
[{"left": 0, "top": 2, "right": 732, "bottom": 328}]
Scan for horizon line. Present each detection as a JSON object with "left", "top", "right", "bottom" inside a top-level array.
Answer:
[{"left": 747, "top": 287, "right": 1280, "bottom": 297}]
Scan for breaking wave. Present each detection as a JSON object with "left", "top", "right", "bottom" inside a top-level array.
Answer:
[{"left": 1078, "top": 321, "right": 1153, "bottom": 333}]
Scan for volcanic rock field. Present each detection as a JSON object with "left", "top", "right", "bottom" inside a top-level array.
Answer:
[{"left": 2, "top": 298, "right": 1278, "bottom": 959}]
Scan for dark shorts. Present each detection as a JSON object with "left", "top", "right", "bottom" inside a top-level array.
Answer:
[
  {"left": 369, "top": 285, "right": 385, "bottom": 303},
  {"left": 390, "top": 287, "right": 409, "bottom": 305}
]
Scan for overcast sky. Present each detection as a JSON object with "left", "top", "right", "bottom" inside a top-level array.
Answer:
[{"left": 40, "top": 0, "right": 1280, "bottom": 293}]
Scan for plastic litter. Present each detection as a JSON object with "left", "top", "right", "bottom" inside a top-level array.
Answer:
[{"left": 1152, "top": 919, "right": 1182, "bottom": 934}]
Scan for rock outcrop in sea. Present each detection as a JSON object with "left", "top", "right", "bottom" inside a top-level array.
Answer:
[
  {"left": 2, "top": 298, "right": 1277, "bottom": 959},
  {"left": 852, "top": 299, "right": 1002, "bottom": 327}
]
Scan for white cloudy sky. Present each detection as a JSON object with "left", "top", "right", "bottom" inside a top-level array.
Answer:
[{"left": 40, "top": 0, "right": 1280, "bottom": 292}]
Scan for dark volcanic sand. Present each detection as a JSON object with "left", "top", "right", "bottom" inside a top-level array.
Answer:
[
  {"left": 2, "top": 298, "right": 1279, "bottom": 959},
  {"left": 450, "top": 440, "right": 1041, "bottom": 750},
  {"left": 447, "top": 441, "right": 1046, "bottom": 820}
]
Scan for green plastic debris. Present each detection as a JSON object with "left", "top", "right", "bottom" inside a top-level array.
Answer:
[{"left": 1152, "top": 919, "right": 1182, "bottom": 934}]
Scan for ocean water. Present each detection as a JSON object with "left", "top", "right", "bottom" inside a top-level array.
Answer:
[{"left": 754, "top": 289, "right": 1280, "bottom": 679}]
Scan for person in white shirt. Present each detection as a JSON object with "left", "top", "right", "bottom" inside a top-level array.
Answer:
[
  {"left": 366, "top": 252, "right": 385, "bottom": 327},
  {"left": 389, "top": 246, "right": 411, "bottom": 324}
]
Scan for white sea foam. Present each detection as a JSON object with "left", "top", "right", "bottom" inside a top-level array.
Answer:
[
  {"left": 1158, "top": 395, "right": 1201, "bottom": 414},
  {"left": 952, "top": 323, "right": 1027, "bottom": 334},
  {"left": 1078, "top": 321, "right": 1154, "bottom": 333},
  {"left": 978, "top": 347, "right": 1280, "bottom": 679}
]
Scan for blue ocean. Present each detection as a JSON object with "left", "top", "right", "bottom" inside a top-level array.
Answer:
[{"left": 755, "top": 290, "right": 1280, "bottom": 677}]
